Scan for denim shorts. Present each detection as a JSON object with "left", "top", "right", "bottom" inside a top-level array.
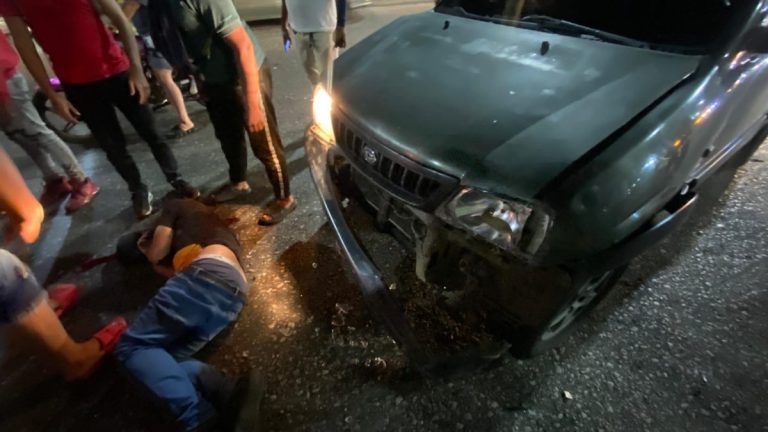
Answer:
[
  {"left": 147, "top": 48, "right": 172, "bottom": 71},
  {"left": 0, "top": 249, "right": 46, "bottom": 324}
]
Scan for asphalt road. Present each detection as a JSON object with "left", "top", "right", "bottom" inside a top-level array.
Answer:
[{"left": 1, "top": 3, "right": 767, "bottom": 432}]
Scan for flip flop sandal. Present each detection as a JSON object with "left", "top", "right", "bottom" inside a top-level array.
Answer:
[
  {"left": 258, "top": 200, "right": 297, "bottom": 226},
  {"left": 48, "top": 283, "right": 82, "bottom": 317},
  {"left": 79, "top": 317, "right": 129, "bottom": 379},
  {"left": 166, "top": 124, "right": 198, "bottom": 139}
]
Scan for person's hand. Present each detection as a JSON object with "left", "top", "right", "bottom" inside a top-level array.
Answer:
[
  {"left": 50, "top": 93, "right": 81, "bottom": 124},
  {"left": 137, "top": 230, "right": 152, "bottom": 256},
  {"left": 128, "top": 66, "right": 150, "bottom": 104},
  {"left": 245, "top": 93, "right": 267, "bottom": 133},
  {"left": 5, "top": 201, "right": 44, "bottom": 244},
  {"left": 282, "top": 26, "right": 292, "bottom": 49},
  {"left": 334, "top": 26, "right": 347, "bottom": 49}
]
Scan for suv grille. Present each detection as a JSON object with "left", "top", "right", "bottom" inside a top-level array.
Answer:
[{"left": 333, "top": 116, "right": 458, "bottom": 210}]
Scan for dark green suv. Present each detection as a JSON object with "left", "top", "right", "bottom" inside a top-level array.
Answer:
[{"left": 305, "top": 0, "right": 768, "bottom": 364}]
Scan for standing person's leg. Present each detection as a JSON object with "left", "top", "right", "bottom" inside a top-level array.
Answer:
[
  {"left": 153, "top": 67, "right": 195, "bottom": 135},
  {"left": 1, "top": 249, "right": 125, "bottom": 380},
  {"left": 3, "top": 129, "right": 61, "bottom": 180},
  {"left": 4, "top": 73, "right": 99, "bottom": 212},
  {"left": 148, "top": 49, "right": 195, "bottom": 138},
  {"left": 108, "top": 72, "right": 198, "bottom": 198},
  {"left": 3, "top": 73, "right": 72, "bottom": 201},
  {"left": 64, "top": 79, "right": 147, "bottom": 189},
  {"left": 64, "top": 76, "right": 156, "bottom": 217},
  {"left": 297, "top": 32, "right": 320, "bottom": 86},
  {"left": 205, "top": 83, "right": 251, "bottom": 202},
  {"left": 313, "top": 31, "right": 335, "bottom": 88},
  {"left": 247, "top": 63, "right": 294, "bottom": 225}
]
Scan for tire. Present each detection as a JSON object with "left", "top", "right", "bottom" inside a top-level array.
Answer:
[
  {"left": 510, "top": 265, "right": 628, "bottom": 358},
  {"left": 32, "top": 90, "right": 96, "bottom": 146}
]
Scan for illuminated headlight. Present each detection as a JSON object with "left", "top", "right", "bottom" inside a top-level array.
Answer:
[
  {"left": 438, "top": 188, "right": 550, "bottom": 255},
  {"left": 312, "top": 85, "right": 335, "bottom": 142}
]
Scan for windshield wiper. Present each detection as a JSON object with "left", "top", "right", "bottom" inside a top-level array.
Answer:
[{"left": 521, "top": 15, "right": 650, "bottom": 49}]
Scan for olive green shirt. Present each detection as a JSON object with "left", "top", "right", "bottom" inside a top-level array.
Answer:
[{"left": 163, "top": 0, "right": 266, "bottom": 84}]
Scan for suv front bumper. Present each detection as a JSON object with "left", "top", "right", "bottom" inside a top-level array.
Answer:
[{"left": 305, "top": 127, "right": 435, "bottom": 369}]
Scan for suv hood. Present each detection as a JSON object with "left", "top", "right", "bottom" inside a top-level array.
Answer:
[{"left": 333, "top": 12, "right": 699, "bottom": 200}]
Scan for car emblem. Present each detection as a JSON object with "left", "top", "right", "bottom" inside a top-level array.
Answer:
[{"left": 362, "top": 145, "right": 378, "bottom": 165}]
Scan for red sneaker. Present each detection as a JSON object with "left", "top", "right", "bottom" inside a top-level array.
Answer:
[
  {"left": 40, "top": 176, "right": 72, "bottom": 205},
  {"left": 47, "top": 283, "right": 82, "bottom": 317},
  {"left": 65, "top": 178, "right": 100, "bottom": 214}
]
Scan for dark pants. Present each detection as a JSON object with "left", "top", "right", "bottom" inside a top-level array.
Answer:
[
  {"left": 204, "top": 61, "right": 290, "bottom": 200},
  {"left": 64, "top": 72, "right": 180, "bottom": 193}
]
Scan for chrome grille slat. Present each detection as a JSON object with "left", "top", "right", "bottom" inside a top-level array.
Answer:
[{"left": 332, "top": 114, "right": 459, "bottom": 210}]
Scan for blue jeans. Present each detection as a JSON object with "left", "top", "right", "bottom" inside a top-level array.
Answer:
[
  {"left": 0, "top": 249, "right": 46, "bottom": 324},
  {"left": 115, "top": 258, "right": 247, "bottom": 430}
]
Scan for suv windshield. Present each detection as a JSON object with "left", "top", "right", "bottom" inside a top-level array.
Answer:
[{"left": 436, "top": 0, "right": 756, "bottom": 52}]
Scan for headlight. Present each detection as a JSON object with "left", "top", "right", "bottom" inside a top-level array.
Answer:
[
  {"left": 312, "top": 85, "right": 335, "bottom": 142},
  {"left": 438, "top": 188, "right": 550, "bottom": 255}
]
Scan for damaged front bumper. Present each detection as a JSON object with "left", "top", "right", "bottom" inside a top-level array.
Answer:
[{"left": 305, "top": 126, "right": 435, "bottom": 368}]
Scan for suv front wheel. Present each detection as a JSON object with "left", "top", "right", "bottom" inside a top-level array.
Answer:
[{"left": 512, "top": 265, "right": 628, "bottom": 357}]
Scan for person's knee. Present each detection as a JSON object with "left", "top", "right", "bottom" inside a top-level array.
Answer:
[
  {"left": 114, "top": 331, "right": 144, "bottom": 364},
  {"left": 0, "top": 250, "right": 45, "bottom": 325},
  {"left": 153, "top": 68, "right": 175, "bottom": 86}
]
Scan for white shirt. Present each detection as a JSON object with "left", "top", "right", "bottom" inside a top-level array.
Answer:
[{"left": 286, "top": 0, "right": 337, "bottom": 33}]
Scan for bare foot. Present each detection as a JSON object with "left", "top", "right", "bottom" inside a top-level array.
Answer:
[
  {"left": 274, "top": 196, "right": 295, "bottom": 208},
  {"left": 180, "top": 120, "right": 195, "bottom": 132},
  {"left": 259, "top": 196, "right": 297, "bottom": 226}
]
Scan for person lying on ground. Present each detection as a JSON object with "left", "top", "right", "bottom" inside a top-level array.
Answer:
[
  {"left": 115, "top": 197, "right": 264, "bottom": 431},
  {"left": 0, "top": 147, "right": 126, "bottom": 380},
  {"left": 0, "top": 32, "right": 99, "bottom": 213}
]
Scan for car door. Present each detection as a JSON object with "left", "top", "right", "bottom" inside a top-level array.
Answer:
[{"left": 234, "top": 0, "right": 281, "bottom": 21}]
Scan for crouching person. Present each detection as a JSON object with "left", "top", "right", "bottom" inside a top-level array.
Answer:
[{"left": 114, "top": 198, "right": 264, "bottom": 431}]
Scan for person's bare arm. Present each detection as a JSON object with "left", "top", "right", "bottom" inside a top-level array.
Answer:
[
  {"left": 152, "top": 263, "right": 175, "bottom": 278},
  {"left": 5, "top": 17, "right": 81, "bottom": 123},
  {"left": 144, "top": 226, "right": 173, "bottom": 264},
  {"left": 91, "top": 0, "right": 149, "bottom": 103},
  {"left": 121, "top": 0, "right": 141, "bottom": 21},
  {"left": 281, "top": 0, "right": 291, "bottom": 46},
  {"left": 224, "top": 26, "right": 266, "bottom": 132},
  {"left": 334, "top": 0, "right": 346, "bottom": 48},
  {"left": 0, "top": 148, "right": 44, "bottom": 244}
]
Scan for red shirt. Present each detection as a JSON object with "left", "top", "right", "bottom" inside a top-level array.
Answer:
[
  {"left": 0, "top": 32, "right": 19, "bottom": 101},
  {"left": 0, "top": 0, "right": 129, "bottom": 84}
]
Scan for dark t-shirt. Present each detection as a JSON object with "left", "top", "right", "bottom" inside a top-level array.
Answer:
[
  {"left": 156, "top": 199, "right": 241, "bottom": 261},
  {"left": 151, "top": 0, "right": 266, "bottom": 84}
]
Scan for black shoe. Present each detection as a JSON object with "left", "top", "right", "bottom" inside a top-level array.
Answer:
[
  {"left": 171, "top": 179, "right": 200, "bottom": 199},
  {"left": 220, "top": 371, "right": 266, "bottom": 432},
  {"left": 132, "top": 189, "right": 153, "bottom": 218}
]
